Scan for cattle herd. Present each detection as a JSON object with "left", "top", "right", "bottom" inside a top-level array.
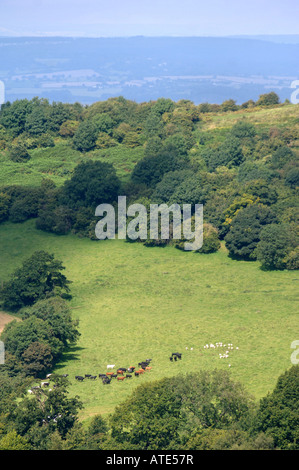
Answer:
[
  {"left": 74, "top": 352, "right": 183, "bottom": 385},
  {"left": 74, "top": 358, "right": 155, "bottom": 385},
  {"left": 28, "top": 353, "right": 184, "bottom": 394}
]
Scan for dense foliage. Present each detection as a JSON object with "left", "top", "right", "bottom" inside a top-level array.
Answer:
[
  {"left": 0, "top": 93, "right": 297, "bottom": 269},
  {"left": 1, "top": 250, "right": 71, "bottom": 311}
]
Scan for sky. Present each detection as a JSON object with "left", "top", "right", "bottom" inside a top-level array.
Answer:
[{"left": 0, "top": 0, "right": 298, "bottom": 37}]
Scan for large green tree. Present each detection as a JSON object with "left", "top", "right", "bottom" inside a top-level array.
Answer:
[
  {"left": 253, "top": 366, "right": 299, "bottom": 449},
  {"left": 61, "top": 160, "right": 120, "bottom": 208},
  {"left": 109, "top": 370, "right": 253, "bottom": 450},
  {"left": 1, "top": 251, "right": 71, "bottom": 310},
  {"left": 224, "top": 204, "right": 277, "bottom": 260}
]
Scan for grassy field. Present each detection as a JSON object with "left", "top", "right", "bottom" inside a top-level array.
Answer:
[{"left": 0, "top": 219, "right": 298, "bottom": 421}]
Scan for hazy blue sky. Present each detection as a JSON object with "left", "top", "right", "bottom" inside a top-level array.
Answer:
[{"left": 0, "top": 0, "right": 298, "bottom": 37}]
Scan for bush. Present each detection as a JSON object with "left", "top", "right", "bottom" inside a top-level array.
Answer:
[
  {"left": 72, "top": 120, "right": 98, "bottom": 152},
  {"left": 230, "top": 121, "right": 256, "bottom": 139},
  {"left": 224, "top": 204, "right": 277, "bottom": 260},
  {"left": 8, "top": 143, "right": 31, "bottom": 162},
  {"left": 131, "top": 151, "right": 190, "bottom": 188},
  {"left": 271, "top": 146, "right": 295, "bottom": 169},
  {"left": 61, "top": 160, "right": 120, "bottom": 208},
  {"left": 1, "top": 251, "right": 71, "bottom": 311},
  {"left": 285, "top": 167, "right": 299, "bottom": 188},
  {"left": 197, "top": 224, "right": 221, "bottom": 253},
  {"left": 253, "top": 365, "right": 299, "bottom": 449},
  {"left": 256, "top": 92, "right": 280, "bottom": 106},
  {"left": 255, "top": 223, "right": 298, "bottom": 270}
]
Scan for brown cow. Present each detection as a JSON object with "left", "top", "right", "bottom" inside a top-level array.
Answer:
[{"left": 117, "top": 376, "right": 126, "bottom": 381}]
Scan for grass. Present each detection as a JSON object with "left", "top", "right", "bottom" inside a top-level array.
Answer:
[
  {"left": 0, "top": 219, "right": 298, "bottom": 421},
  {"left": 199, "top": 103, "right": 299, "bottom": 133},
  {"left": 0, "top": 140, "right": 144, "bottom": 188}
]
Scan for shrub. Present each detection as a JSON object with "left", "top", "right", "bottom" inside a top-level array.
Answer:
[
  {"left": 224, "top": 204, "right": 277, "bottom": 260},
  {"left": 8, "top": 143, "right": 31, "bottom": 162},
  {"left": 1, "top": 251, "right": 71, "bottom": 310},
  {"left": 255, "top": 223, "right": 298, "bottom": 270}
]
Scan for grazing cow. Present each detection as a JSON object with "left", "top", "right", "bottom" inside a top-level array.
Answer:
[
  {"left": 138, "top": 362, "right": 149, "bottom": 370},
  {"left": 102, "top": 376, "right": 111, "bottom": 384},
  {"left": 145, "top": 366, "right": 152, "bottom": 371},
  {"left": 134, "top": 371, "right": 140, "bottom": 377},
  {"left": 106, "top": 372, "right": 114, "bottom": 376},
  {"left": 75, "top": 376, "right": 84, "bottom": 381},
  {"left": 117, "top": 376, "right": 126, "bottom": 381},
  {"left": 107, "top": 364, "right": 115, "bottom": 369},
  {"left": 90, "top": 375, "right": 97, "bottom": 380},
  {"left": 169, "top": 356, "right": 173, "bottom": 361},
  {"left": 126, "top": 374, "right": 132, "bottom": 378},
  {"left": 172, "top": 352, "right": 182, "bottom": 359},
  {"left": 117, "top": 369, "right": 124, "bottom": 375},
  {"left": 111, "top": 374, "right": 117, "bottom": 378},
  {"left": 138, "top": 369, "right": 145, "bottom": 374},
  {"left": 99, "top": 374, "right": 106, "bottom": 378},
  {"left": 85, "top": 374, "right": 91, "bottom": 378}
]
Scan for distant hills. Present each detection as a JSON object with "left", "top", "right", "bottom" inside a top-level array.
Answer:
[{"left": 0, "top": 36, "right": 298, "bottom": 104}]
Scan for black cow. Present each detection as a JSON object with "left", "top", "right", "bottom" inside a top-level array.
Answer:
[
  {"left": 172, "top": 352, "right": 182, "bottom": 359},
  {"left": 126, "top": 374, "right": 132, "bottom": 378},
  {"left": 75, "top": 376, "right": 84, "bottom": 381},
  {"left": 139, "top": 361, "right": 149, "bottom": 369},
  {"left": 89, "top": 375, "right": 97, "bottom": 380},
  {"left": 102, "top": 377, "right": 111, "bottom": 384}
]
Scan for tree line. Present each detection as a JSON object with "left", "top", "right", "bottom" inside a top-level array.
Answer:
[{"left": 0, "top": 93, "right": 297, "bottom": 270}]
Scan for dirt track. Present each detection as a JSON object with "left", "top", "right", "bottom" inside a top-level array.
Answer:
[{"left": 0, "top": 312, "right": 20, "bottom": 333}]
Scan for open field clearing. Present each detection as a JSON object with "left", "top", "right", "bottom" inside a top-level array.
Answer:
[{"left": 0, "top": 219, "right": 297, "bottom": 421}]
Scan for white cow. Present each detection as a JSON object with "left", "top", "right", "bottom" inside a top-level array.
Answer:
[{"left": 107, "top": 364, "right": 115, "bottom": 369}]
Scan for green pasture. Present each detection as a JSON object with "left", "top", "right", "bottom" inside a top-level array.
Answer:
[{"left": 0, "top": 219, "right": 298, "bottom": 421}]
